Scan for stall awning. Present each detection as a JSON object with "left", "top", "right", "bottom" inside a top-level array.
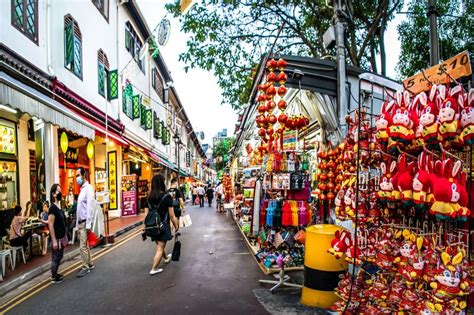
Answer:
[{"left": 0, "top": 71, "right": 94, "bottom": 139}]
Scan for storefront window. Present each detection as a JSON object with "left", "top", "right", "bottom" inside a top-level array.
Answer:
[{"left": 0, "top": 161, "right": 18, "bottom": 210}]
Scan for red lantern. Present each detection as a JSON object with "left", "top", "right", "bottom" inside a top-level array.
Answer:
[
  {"left": 268, "top": 114, "right": 277, "bottom": 125},
  {"left": 258, "top": 128, "right": 266, "bottom": 137},
  {"left": 266, "top": 72, "right": 277, "bottom": 83},
  {"left": 258, "top": 83, "right": 267, "bottom": 92},
  {"left": 327, "top": 192, "right": 335, "bottom": 200},
  {"left": 278, "top": 85, "right": 288, "bottom": 97},
  {"left": 277, "top": 72, "right": 287, "bottom": 85},
  {"left": 277, "top": 100, "right": 287, "bottom": 111},
  {"left": 258, "top": 104, "right": 267, "bottom": 114},
  {"left": 257, "top": 93, "right": 266, "bottom": 103},
  {"left": 266, "top": 59, "right": 278, "bottom": 71},
  {"left": 286, "top": 117, "right": 295, "bottom": 130},
  {"left": 278, "top": 114, "right": 288, "bottom": 124},
  {"left": 296, "top": 116, "right": 306, "bottom": 129},
  {"left": 266, "top": 85, "right": 276, "bottom": 97},
  {"left": 327, "top": 182, "right": 335, "bottom": 190},
  {"left": 267, "top": 101, "right": 276, "bottom": 111},
  {"left": 277, "top": 58, "right": 287, "bottom": 70}
]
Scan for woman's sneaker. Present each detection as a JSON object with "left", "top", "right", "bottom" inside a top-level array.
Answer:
[
  {"left": 164, "top": 254, "right": 172, "bottom": 264},
  {"left": 51, "top": 275, "right": 64, "bottom": 284},
  {"left": 149, "top": 268, "right": 163, "bottom": 275}
]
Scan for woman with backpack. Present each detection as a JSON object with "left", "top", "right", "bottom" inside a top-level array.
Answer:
[{"left": 145, "top": 174, "right": 179, "bottom": 275}]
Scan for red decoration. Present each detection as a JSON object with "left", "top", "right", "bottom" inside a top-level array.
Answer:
[
  {"left": 266, "top": 72, "right": 277, "bottom": 83},
  {"left": 266, "top": 85, "right": 277, "bottom": 97},
  {"left": 258, "top": 83, "right": 268, "bottom": 92},
  {"left": 278, "top": 100, "right": 287, "bottom": 111},
  {"left": 268, "top": 114, "right": 277, "bottom": 125},
  {"left": 278, "top": 114, "right": 288, "bottom": 124},
  {"left": 266, "top": 59, "right": 278, "bottom": 71},
  {"left": 277, "top": 58, "right": 287, "bottom": 70},
  {"left": 278, "top": 85, "right": 288, "bottom": 97},
  {"left": 277, "top": 72, "right": 287, "bottom": 85},
  {"left": 258, "top": 128, "right": 266, "bottom": 137},
  {"left": 267, "top": 101, "right": 276, "bottom": 111},
  {"left": 257, "top": 93, "right": 266, "bottom": 103},
  {"left": 258, "top": 104, "right": 267, "bottom": 114}
]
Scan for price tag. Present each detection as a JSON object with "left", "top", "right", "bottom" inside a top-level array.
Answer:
[{"left": 403, "top": 51, "right": 472, "bottom": 94}]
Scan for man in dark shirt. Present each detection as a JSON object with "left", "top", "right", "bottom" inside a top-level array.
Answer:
[{"left": 206, "top": 186, "right": 214, "bottom": 207}]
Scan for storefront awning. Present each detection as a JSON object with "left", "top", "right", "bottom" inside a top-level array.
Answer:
[{"left": 0, "top": 71, "right": 95, "bottom": 139}]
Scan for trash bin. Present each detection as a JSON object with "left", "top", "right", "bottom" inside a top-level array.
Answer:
[{"left": 301, "top": 224, "right": 348, "bottom": 308}]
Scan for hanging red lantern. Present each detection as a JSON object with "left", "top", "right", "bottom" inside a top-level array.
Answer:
[
  {"left": 266, "top": 72, "right": 277, "bottom": 83},
  {"left": 267, "top": 101, "right": 276, "bottom": 111},
  {"left": 258, "top": 104, "right": 267, "bottom": 114},
  {"left": 257, "top": 93, "right": 266, "bottom": 103},
  {"left": 277, "top": 58, "right": 287, "bottom": 70},
  {"left": 266, "top": 85, "right": 277, "bottom": 97},
  {"left": 266, "top": 59, "right": 278, "bottom": 71},
  {"left": 267, "top": 127, "right": 274, "bottom": 135},
  {"left": 268, "top": 114, "right": 277, "bottom": 125},
  {"left": 277, "top": 100, "right": 287, "bottom": 111},
  {"left": 296, "top": 116, "right": 306, "bottom": 129},
  {"left": 278, "top": 85, "right": 288, "bottom": 97},
  {"left": 278, "top": 113, "right": 288, "bottom": 124},
  {"left": 277, "top": 72, "right": 287, "bottom": 85},
  {"left": 258, "top": 83, "right": 267, "bottom": 92},
  {"left": 258, "top": 128, "right": 266, "bottom": 137}
]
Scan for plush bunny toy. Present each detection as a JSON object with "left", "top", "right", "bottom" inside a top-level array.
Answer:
[
  {"left": 429, "top": 159, "right": 461, "bottom": 219},
  {"left": 388, "top": 91, "right": 414, "bottom": 151},
  {"left": 376, "top": 99, "right": 394, "bottom": 148},
  {"left": 460, "top": 88, "right": 474, "bottom": 145},
  {"left": 438, "top": 85, "right": 463, "bottom": 143},
  {"left": 419, "top": 85, "right": 441, "bottom": 147},
  {"left": 412, "top": 152, "right": 432, "bottom": 211}
]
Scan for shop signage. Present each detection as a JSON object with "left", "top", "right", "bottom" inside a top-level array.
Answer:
[
  {"left": 153, "top": 111, "right": 162, "bottom": 139},
  {"left": 108, "top": 151, "right": 117, "bottom": 209},
  {"left": 121, "top": 174, "right": 137, "bottom": 216},
  {"left": 0, "top": 124, "right": 16, "bottom": 155},
  {"left": 96, "top": 191, "right": 110, "bottom": 205},
  {"left": 403, "top": 51, "right": 472, "bottom": 94},
  {"left": 65, "top": 147, "right": 78, "bottom": 163},
  {"left": 142, "top": 96, "right": 151, "bottom": 106}
]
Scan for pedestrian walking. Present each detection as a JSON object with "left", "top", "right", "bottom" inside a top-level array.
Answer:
[
  {"left": 168, "top": 177, "right": 184, "bottom": 220},
  {"left": 48, "top": 184, "right": 67, "bottom": 284},
  {"left": 215, "top": 182, "right": 224, "bottom": 213},
  {"left": 206, "top": 185, "right": 214, "bottom": 207},
  {"left": 197, "top": 185, "right": 205, "bottom": 208},
  {"left": 146, "top": 174, "right": 179, "bottom": 275},
  {"left": 192, "top": 185, "right": 198, "bottom": 206},
  {"left": 75, "top": 167, "right": 94, "bottom": 277}
]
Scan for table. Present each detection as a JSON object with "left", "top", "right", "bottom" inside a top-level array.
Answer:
[{"left": 22, "top": 223, "right": 46, "bottom": 259}]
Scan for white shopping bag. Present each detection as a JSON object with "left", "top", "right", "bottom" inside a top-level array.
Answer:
[{"left": 179, "top": 214, "right": 192, "bottom": 228}]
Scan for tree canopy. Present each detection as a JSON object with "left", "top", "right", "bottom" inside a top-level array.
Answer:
[
  {"left": 212, "top": 137, "right": 235, "bottom": 171},
  {"left": 397, "top": 0, "right": 474, "bottom": 79},
  {"left": 166, "top": 0, "right": 402, "bottom": 110}
]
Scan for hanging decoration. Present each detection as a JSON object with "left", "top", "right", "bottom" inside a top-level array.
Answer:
[{"left": 86, "top": 141, "right": 94, "bottom": 159}]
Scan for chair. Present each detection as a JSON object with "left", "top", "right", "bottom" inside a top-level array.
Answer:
[
  {"left": 0, "top": 250, "right": 13, "bottom": 277},
  {"left": 70, "top": 227, "right": 79, "bottom": 245},
  {"left": 9, "top": 246, "right": 26, "bottom": 270},
  {"left": 0, "top": 235, "right": 7, "bottom": 250}
]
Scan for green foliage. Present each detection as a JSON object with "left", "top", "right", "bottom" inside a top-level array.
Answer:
[
  {"left": 397, "top": 0, "right": 474, "bottom": 78},
  {"left": 166, "top": 0, "right": 402, "bottom": 110},
  {"left": 212, "top": 137, "right": 235, "bottom": 170}
]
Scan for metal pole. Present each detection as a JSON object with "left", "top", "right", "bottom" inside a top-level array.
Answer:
[
  {"left": 427, "top": 0, "right": 440, "bottom": 66},
  {"left": 334, "top": 0, "right": 347, "bottom": 129},
  {"left": 177, "top": 142, "right": 180, "bottom": 188}
]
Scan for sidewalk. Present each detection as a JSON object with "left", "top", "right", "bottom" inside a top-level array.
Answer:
[{"left": 0, "top": 214, "right": 144, "bottom": 296}]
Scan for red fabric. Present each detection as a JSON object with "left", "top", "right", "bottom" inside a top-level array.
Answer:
[{"left": 87, "top": 231, "right": 100, "bottom": 248}]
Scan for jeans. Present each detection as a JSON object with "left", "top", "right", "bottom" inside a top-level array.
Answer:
[
  {"left": 198, "top": 195, "right": 204, "bottom": 207},
  {"left": 78, "top": 222, "right": 92, "bottom": 270},
  {"left": 51, "top": 245, "right": 64, "bottom": 278}
]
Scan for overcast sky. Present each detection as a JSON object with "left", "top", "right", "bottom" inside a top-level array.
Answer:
[{"left": 137, "top": 1, "right": 404, "bottom": 146}]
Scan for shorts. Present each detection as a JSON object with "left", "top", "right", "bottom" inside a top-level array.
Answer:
[{"left": 151, "top": 223, "right": 172, "bottom": 243}]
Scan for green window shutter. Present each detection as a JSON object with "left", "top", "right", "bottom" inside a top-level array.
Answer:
[
  {"left": 13, "top": 0, "right": 23, "bottom": 27},
  {"left": 132, "top": 95, "right": 140, "bottom": 119},
  {"left": 161, "top": 122, "right": 166, "bottom": 144},
  {"left": 140, "top": 102, "right": 146, "bottom": 128},
  {"left": 65, "top": 22, "right": 74, "bottom": 66},
  {"left": 145, "top": 110, "right": 152, "bottom": 130},
  {"left": 98, "top": 63, "right": 105, "bottom": 96},
  {"left": 25, "top": 0, "right": 36, "bottom": 36},
  {"left": 107, "top": 70, "right": 118, "bottom": 100},
  {"left": 153, "top": 112, "right": 160, "bottom": 139},
  {"left": 125, "top": 28, "right": 131, "bottom": 51},
  {"left": 122, "top": 83, "right": 134, "bottom": 119},
  {"left": 73, "top": 36, "right": 82, "bottom": 77}
]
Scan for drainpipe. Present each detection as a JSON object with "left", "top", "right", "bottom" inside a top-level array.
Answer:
[{"left": 46, "top": 0, "right": 54, "bottom": 75}]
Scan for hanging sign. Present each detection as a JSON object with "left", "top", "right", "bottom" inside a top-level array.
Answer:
[
  {"left": 403, "top": 51, "right": 472, "bottom": 94},
  {"left": 65, "top": 147, "right": 78, "bottom": 163},
  {"left": 282, "top": 130, "right": 297, "bottom": 151},
  {"left": 121, "top": 174, "right": 137, "bottom": 216},
  {"left": 108, "top": 151, "right": 117, "bottom": 209}
]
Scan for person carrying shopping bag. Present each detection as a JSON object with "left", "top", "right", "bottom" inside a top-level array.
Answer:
[{"left": 48, "top": 184, "right": 67, "bottom": 284}]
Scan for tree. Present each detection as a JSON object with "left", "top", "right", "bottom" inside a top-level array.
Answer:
[
  {"left": 212, "top": 137, "right": 235, "bottom": 171},
  {"left": 165, "top": 0, "right": 402, "bottom": 110},
  {"left": 397, "top": 0, "right": 474, "bottom": 78}
]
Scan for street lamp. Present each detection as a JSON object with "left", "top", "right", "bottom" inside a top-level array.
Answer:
[{"left": 173, "top": 127, "right": 181, "bottom": 186}]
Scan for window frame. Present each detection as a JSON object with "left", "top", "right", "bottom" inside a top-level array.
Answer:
[
  {"left": 64, "top": 15, "right": 83, "bottom": 80},
  {"left": 97, "top": 49, "right": 110, "bottom": 97},
  {"left": 125, "top": 21, "right": 145, "bottom": 74},
  {"left": 91, "top": 0, "right": 109, "bottom": 22},
  {"left": 11, "top": 0, "right": 39, "bottom": 45}
]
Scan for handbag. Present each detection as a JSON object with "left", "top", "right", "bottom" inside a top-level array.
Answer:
[
  {"left": 171, "top": 235, "right": 181, "bottom": 261},
  {"left": 87, "top": 230, "right": 100, "bottom": 248},
  {"left": 59, "top": 235, "right": 69, "bottom": 249},
  {"left": 144, "top": 195, "right": 168, "bottom": 237},
  {"left": 182, "top": 214, "right": 192, "bottom": 227}
]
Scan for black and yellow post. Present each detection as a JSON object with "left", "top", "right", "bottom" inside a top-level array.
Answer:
[{"left": 301, "top": 224, "right": 348, "bottom": 308}]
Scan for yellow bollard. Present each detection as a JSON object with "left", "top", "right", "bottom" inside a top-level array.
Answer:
[{"left": 301, "top": 224, "right": 348, "bottom": 308}]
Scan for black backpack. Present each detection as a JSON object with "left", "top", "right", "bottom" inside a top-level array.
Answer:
[{"left": 144, "top": 194, "right": 168, "bottom": 237}]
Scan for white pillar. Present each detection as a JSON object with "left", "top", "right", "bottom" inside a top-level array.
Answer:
[{"left": 44, "top": 123, "right": 59, "bottom": 194}]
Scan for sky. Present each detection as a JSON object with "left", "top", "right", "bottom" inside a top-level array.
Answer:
[{"left": 137, "top": 1, "right": 404, "bottom": 146}]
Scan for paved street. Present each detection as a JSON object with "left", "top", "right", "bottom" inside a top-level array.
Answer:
[{"left": 6, "top": 204, "right": 268, "bottom": 314}]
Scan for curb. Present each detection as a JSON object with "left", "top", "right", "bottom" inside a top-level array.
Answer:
[{"left": 0, "top": 220, "right": 143, "bottom": 297}]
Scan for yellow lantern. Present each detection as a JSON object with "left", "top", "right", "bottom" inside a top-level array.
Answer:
[
  {"left": 60, "top": 132, "right": 69, "bottom": 154},
  {"left": 86, "top": 141, "right": 94, "bottom": 159}
]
